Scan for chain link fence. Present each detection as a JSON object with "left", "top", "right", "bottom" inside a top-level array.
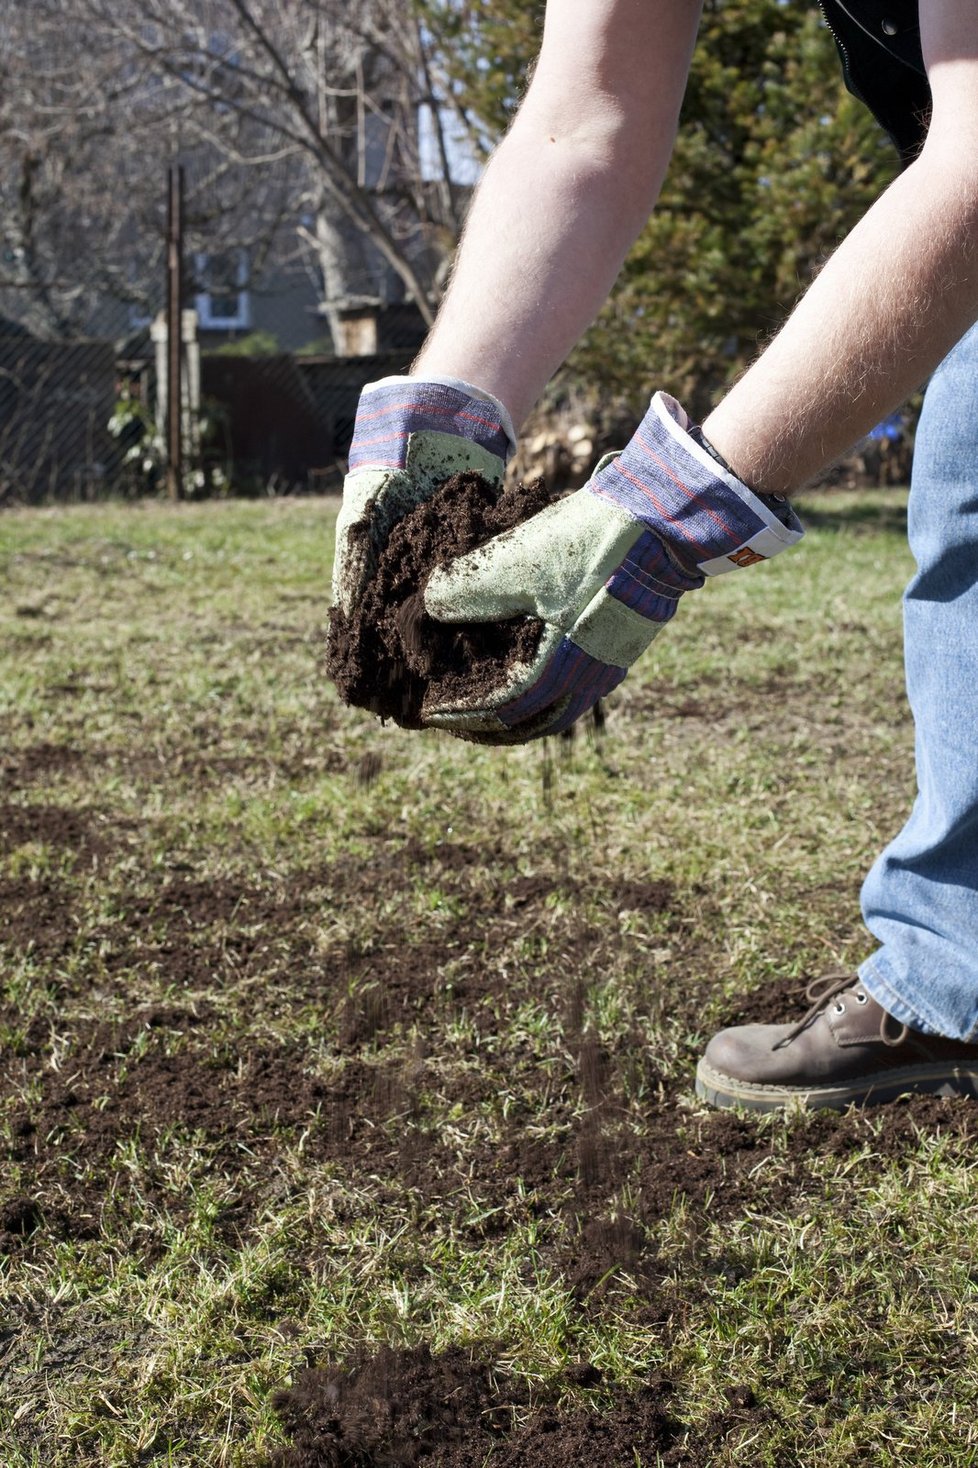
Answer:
[
  {"left": 0, "top": 333, "right": 123, "bottom": 505},
  {"left": 0, "top": 325, "right": 418, "bottom": 503},
  {"left": 295, "top": 351, "right": 410, "bottom": 483},
  {"left": 0, "top": 325, "right": 919, "bottom": 506}
]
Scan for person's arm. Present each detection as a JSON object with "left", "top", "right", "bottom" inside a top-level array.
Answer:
[
  {"left": 703, "top": 0, "right": 978, "bottom": 492},
  {"left": 414, "top": 0, "right": 703, "bottom": 429}
]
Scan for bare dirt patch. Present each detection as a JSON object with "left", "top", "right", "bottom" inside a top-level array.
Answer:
[
  {"left": 0, "top": 801, "right": 115, "bottom": 862},
  {"left": 267, "top": 1342, "right": 684, "bottom": 1468},
  {"left": 267, "top": 1339, "right": 780, "bottom": 1467},
  {"left": 1, "top": 742, "right": 89, "bottom": 789},
  {"left": 6, "top": 840, "right": 974, "bottom": 1269},
  {"left": 1, "top": 873, "right": 80, "bottom": 966},
  {"left": 80, "top": 873, "right": 339, "bottom": 995},
  {"left": 0, "top": 804, "right": 121, "bottom": 971},
  {"left": 1, "top": 1013, "right": 382, "bottom": 1247}
]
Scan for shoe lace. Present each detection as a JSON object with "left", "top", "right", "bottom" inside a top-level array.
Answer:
[{"left": 772, "top": 972, "right": 909, "bottom": 1051}]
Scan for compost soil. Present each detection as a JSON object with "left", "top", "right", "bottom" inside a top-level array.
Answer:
[
  {"left": 267, "top": 1339, "right": 777, "bottom": 1468},
  {"left": 327, "top": 471, "right": 560, "bottom": 728},
  {"left": 268, "top": 1342, "right": 682, "bottom": 1468}
]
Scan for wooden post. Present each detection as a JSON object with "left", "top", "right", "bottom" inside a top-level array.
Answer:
[{"left": 165, "top": 165, "right": 184, "bottom": 501}]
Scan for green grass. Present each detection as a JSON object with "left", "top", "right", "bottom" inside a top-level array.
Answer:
[{"left": 3, "top": 490, "right": 978, "bottom": 1466}]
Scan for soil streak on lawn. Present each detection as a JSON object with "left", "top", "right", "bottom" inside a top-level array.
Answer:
[{"left": 268, "top": 1339, "right": 783, "bottom": 1467}]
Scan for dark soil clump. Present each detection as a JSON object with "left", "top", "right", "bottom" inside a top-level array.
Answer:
[
  {"left": 268, "top": 1343, "right": 520, "bottom": 1467},
  {"left": 0, "top": 1196, "right": 44, "bottom": 1252},
  {"left": 328, "top": 471, "right": 560, "bottom": 728},
  {"left": 268, "top": 1342, "right": 685, "bottom": 1468}
]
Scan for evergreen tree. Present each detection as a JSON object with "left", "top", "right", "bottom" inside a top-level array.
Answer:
[{"left": 423, "top": 0, "right": 900, "bottom": 414}]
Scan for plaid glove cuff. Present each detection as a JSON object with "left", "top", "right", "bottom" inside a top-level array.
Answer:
[
  {"left": 348, "top": 377, "right": 514, "bottom": 473},
  {"left": 589, "top": 392, "right": 804, "bottom": 577}
]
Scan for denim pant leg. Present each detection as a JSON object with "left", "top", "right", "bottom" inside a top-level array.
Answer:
[{"left": 859, "top": 321, "right": 978, "bottom": 1041}]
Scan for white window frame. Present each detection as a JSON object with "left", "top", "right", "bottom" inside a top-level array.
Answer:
[{"left": 194, "top": 248, "right": 251, "bottom": 331}]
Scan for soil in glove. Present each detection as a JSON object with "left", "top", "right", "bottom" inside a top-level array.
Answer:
[{"left": 327, "top": 471, "right": 561, "bottom": 729}]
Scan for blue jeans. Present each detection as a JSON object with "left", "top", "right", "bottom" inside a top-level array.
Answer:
[{"left": 860, "top": 320, "right": 978, "bottom": 1041}]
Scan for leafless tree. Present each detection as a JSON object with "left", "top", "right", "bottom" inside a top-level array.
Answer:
[
  {"left": 126, "top": 0, "right": 477, "bottom": 334},
  {"left": 0, "top": 2, "right": 146, "bottom": 336},
  {"left": 1, "top": 0, "right": 476, "bottom": 343},
  {"left": 0, "top": 0, "right": 295, "bottom": 338}
]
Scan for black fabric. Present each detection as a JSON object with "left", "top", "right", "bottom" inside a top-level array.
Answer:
[{"left": 818, "top": 0, "right": 930, "bottom": 165}]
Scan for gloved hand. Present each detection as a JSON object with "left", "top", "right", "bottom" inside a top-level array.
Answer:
[
  {"left": 423, "top": 391, "right": 804, "bottom": 741},
  {"left": 331, "top": 374, "right": 516, "bottom": 617}
]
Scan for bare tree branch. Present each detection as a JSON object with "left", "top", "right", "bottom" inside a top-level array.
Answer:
[{"left": 0, "top": 0, "right": 487, "bottom": 342}]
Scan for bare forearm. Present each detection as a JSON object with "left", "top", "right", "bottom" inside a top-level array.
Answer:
[
  {"left": 415, "top": 121, "right": 664, "bottom": 426},
  {"left": 415, "top": 0, "right": 702, "bottom": 427}
]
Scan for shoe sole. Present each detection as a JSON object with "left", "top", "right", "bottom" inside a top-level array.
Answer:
[{"left": 695, "top": 1057, "right": 978, "bottom": 1113}]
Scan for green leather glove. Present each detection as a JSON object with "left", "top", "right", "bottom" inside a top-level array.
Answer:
[{"left": 423, "top": 392, "right": 804, "bottom": 740}]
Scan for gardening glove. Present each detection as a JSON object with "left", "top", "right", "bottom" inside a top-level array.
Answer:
[
  {"left": 331, "top": 375, "right": 516, "bottom": 616},
  {"left": 423, "top": 391, "right": 804, "bottom": 742}
]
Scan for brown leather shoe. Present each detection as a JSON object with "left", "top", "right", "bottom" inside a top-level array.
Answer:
[{"left": 696, "top": 974, "right": 978, "bottom": 1112}]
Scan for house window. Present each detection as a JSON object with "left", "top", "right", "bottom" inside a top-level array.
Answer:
[{"left": 194, "top": 249, "right": 251, "bottom": 330}]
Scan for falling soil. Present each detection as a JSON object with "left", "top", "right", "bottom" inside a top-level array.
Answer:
[{"left": 327, "top": 471, "right": 561, "bottom": 728}]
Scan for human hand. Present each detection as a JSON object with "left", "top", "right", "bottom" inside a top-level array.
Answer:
[
  {"left": 331, "top": 376, "right": 515, "bottom": 617},
  {"left": 423, "top": 392, "right": 804, "bottom": 742}
]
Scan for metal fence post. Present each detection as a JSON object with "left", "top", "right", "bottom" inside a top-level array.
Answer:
[{"left": 166, "top": 165, "right": 184, "bottom": 501}]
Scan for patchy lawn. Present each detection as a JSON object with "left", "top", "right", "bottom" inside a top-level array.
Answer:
[{"left": 3, "top": 490, "right": 977, "bottom": 1467}]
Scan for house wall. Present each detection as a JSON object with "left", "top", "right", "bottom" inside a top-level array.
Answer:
[{"left": 88, "top": 259, "right": 326, "bottom": 354}]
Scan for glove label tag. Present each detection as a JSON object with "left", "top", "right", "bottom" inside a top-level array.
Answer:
[
  {"left": 727, "top": 545, "right": 767, "bottom": 568},
  {"left": 698, "top": 521, "right": 797, "bottom": 576}
]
